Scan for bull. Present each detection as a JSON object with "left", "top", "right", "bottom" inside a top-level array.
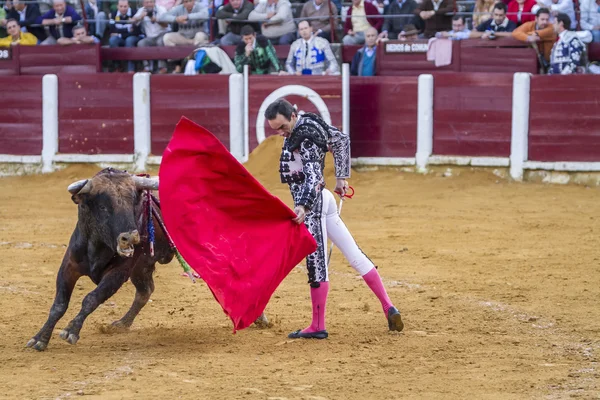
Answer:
[{"left": 27, "top": 168, "right": 174, "bottom": 351}]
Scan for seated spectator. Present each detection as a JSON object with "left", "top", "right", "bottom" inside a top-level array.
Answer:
[
  {"left": 285, "top": 20, "right": 338, "bottom": 75},
  {"left": 414, "top": 0, "right": 453, "bottom": 38},
  {"left": 6, "top": 0, "right": 46, "bottom": 42},
  {"left": 512, "top": 7, "right": 555, "bottom": 63},
  {"left": 435, "top": 15, "right": 471, "bottom": 39},
  {"left": 580, "top": 0, "right": 600, "bottom": 42},
  {"left": 507, "top": 0, "right": 536, "bottom": 26},
  {"left": 342, "top": 0, "right": 382, "bottom": 45},
  {"left": 234, "top": 24, "right": 281, "bottom": 74},
  {"left": 183, "top": 45, "right": 237, "bottom": 74},
  {"left": 109, "top": 0, "right": 141, "bottom": 72},
  {"left": 549, "top": 13, "right": 584, "bottom": 73},
  {"left": 377, "top": 0, "right": 417, "bottom": 40},
  {"left": 215, "top": 0, "right": 254, "bottom": 46},
  {"left": 0, "top": 6, "right": 5, "bottom": 38},
  {"left": 84, "top": 0, "right": 107, "bottom": 40},
  {"left": 398, "top": 23, "right": 419, "bottom": 40},
  {"left": 0, "top": 18, "right": 37, "bottom": 45},
  {"left": 156, "top": 0, "right": 181, "bottom": 11},
  {"left": 159, "top": 0, "right": 209, "bottom": 46},
  {"left": 133, "top": 0, "right": 169, "bottom": 73},
  {"left": 472, "top": 0, "right": 496, "bottom": 27},
  {"left": 350, "top": 26, "right": 378, "bottom": 76},
  {"left": 57, "top": 23, "right": 98, "bottom": 44},
  {"left": 474, "top": 2, "right": 517, "bottom": 38},
  {"left": 533, "top": 0, "right": 576, "bottom": 29},
  {"left": 248, "top": 0, "right": 296, "bottom": 45},
  {"left": 300, "top": 0, "right": 337, "bottom": 41},
  {"left": 38, "top": 0, "right": 82, "bottom": 45}
]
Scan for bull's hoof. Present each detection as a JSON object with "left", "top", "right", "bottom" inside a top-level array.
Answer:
[
  {"left": 59, "top": 329, "right": 79, "bottom": 345},
  {"left": 67, "top": 333, "right": 79, "bottom": 345},
  {"left": 26, "top": 338, "right": 48, "bottom": 351},
  {"left": 253, "top": 313, "right": 272, "bottom": 329}
]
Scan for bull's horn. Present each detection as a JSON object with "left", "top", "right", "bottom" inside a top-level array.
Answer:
[
  {"left": 67, "top": 179, "right": 90, "bottom": 195},
  {"left": 132, "top": 176, "right": 159, "bottom": 191}
]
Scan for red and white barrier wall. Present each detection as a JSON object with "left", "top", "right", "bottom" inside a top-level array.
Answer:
[{"left": 0, "top": 69, "right": 599, "bottom": 180}]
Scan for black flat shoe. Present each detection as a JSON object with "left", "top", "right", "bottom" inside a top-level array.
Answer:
[
  {"left": 387, "top": 307, "right": 404, "bottom": 332},
  {"left": 288, "top": 329, "right": 329, "bottom": 339}
]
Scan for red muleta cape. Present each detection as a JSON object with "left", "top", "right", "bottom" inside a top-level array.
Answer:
[{"left": 158, "top": 117, "right": 317, "bottom": 332}]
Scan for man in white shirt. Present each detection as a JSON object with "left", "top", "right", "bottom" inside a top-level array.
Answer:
[
  {"left": 134, "top": 0, "right": 170, "bottom": 73},
  {"left": 580, "top": 0, "right": 600, "bottom": 42}
]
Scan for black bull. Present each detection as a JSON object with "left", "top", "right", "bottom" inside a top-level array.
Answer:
[
  {"left": 27, "top": 168, "right": 175, "bottom": 351},
  {"left": 27, "top": 168, "right": 270, "bottom": 351}
]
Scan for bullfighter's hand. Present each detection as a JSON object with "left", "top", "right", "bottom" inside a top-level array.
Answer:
[
  {"left": 334, "top": 178, "right": 349, "bottom": 197},
  {"left": 293, "top": 206, "right": 306, "bottom": 224}
]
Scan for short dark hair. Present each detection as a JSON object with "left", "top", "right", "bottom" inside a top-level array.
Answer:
[
  {"left": 493, "top": 2, "right": 507, "bottom": 12},
  {"left": 452, "top": 15, "right": 464, "bottom": 23},
  {"left": 73, "top": 24, "right": 86, "bottom": 33},
  {"left": 556, "top": 12, "right": 571, "bottom": 29},
  {"left": 298, "top": 20, "right": 310, "bottom": 27},
  {"left": 536, "top": 7, "right": 550, "bottom": 17},
  {"left": 6, "top": 18, "right": 19, "bottom": 26},
  {"left": 240, "top": 25, "right": 255, "bottom": 36},
  {"left": 265, "top": 99, "right": 296, "bottom": 121}
]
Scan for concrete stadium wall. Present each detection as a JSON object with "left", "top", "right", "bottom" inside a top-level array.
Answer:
[{"left": 0, "top": 70, "right": 599, "bottom": 180}]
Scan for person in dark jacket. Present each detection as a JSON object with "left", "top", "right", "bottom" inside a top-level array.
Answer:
[
  {"left": 109, "top": 0, "right": 141, "bottom": 72},
  {"left": 378, "top": 0, "right": 418, "bottom": 40},
  {"left": 216, "top": 0, "right": 254, "bottom": 46},
  {"left": 414, "top": 0, "right": 453, "bottom": 38},
  {"left": 474, "top": 2, "right": 517, "bottom": 39},
  {"left": 6, "top": 0, "right": 46, "bottom": 41},
  {"left": 350, "top": 26, "right": 377, "bottom": 76},
  {"left": 234, "top": 24, "right": 281, "bottom": 74},
  {"left": 38, "top": 0, "right": 81, "bottom": 44}
]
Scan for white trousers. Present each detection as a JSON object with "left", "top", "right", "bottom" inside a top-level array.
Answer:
[{"left": 304, "top": 188, "right": 375, "bottom": 283}]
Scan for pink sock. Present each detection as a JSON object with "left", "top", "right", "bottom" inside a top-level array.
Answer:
[
  {"left": 301, "top": 281, "right": 329, "bottom": 333},
  {"left": 362, "top": 268, "right": 394, "bottom": 314}
]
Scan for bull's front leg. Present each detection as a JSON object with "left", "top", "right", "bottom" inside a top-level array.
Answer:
[
  {"left": 27, "top": 252, "right": 82, "bottom": 351},
  {"left": 59, "top": 266, "right": 130, "bottom": 345},
  {"left": 111, "top": 262, "right": 155, "bottom": 329}
]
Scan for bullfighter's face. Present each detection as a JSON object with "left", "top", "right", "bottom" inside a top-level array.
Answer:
[{"left": 268, "top": 113, "right": 297, "bottom": 138}]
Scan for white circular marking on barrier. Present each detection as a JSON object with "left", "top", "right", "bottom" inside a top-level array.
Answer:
[{"left": 256, "top": 85, "right": 332, "bottom": 144}]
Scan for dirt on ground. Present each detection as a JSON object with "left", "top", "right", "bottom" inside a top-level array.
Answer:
[{"left": 0, "top": 136, "right": 599, "bottom": 399}]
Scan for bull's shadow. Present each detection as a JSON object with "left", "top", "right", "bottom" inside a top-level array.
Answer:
[{"left": 27, "top": 168, "right": 174, "bottom": 351}]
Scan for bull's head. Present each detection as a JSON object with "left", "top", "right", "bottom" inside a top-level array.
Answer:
[{"left": 67, "top": 169, "right": 159, "bottom": 258}]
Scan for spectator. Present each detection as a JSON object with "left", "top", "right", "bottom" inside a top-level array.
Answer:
[
  {"left": 435, "top": 15, "right": 471, "bottom": 39},
  {"left": 234, "top": 24, "right": 281, "bottom": 74},
  {"left": 84, "top": 0, "right": 107, "bottom": 40},
  {"left": 377, "top": 0, "right": 417, "bottom": 41},
  {"left": 533, "top": 0, "right": 576, "bottom": 29},
  {"left": 549, "top": 13, "right": 584, "bottom": 73},
  {"left": 285, "top": 20, "right": 338, "bottom": 75},
  {"left": 342, "top": 0, "right": 382, "bottom": 45},
  {"left": 159, "top": 0, "right": 209, "bottom": 46},
  {"left": 248, "top": 0, "right": 296, "bottom": 45},
  {"left": 350, "top": 26, "right": 377, "bottom": 76},
  {"left": 134, "top": 0, "right": 169, "bottom": 73},
  {"left": 397, "top": 23, "right": 419, "bottom": 40},
  {"left": 512, "top": 7, "right": 555, "bottom": 62},
  {"left": 580, "top": 0, "right": 600, "bottom": 42},
  {"left": 472, "top": 0, "right": 496, "bottom": 26},
  {"left": 6, "top": 0, "right": 46, "bottom": 42},
  {"left": 507, "top": 0, "right": 536, "bottom": 26},
  {"left": 0, "top": 6, "right": 5, "bottom": 38},
  {"left": 156, "top": 0, "right": 182, "bottom": 11},
  {"left": 57, "top": 23, "right": 98, "bottom": 44},
  {"left": 38, "top": 0, "right": 82, "bottom": 45},
  {"left": 109, "top": 0, "right": 141, "bottom": 72},
  {"left": 300, "top": 0, "right": 337, "bottom": 41},
  {"left": 215, "top": 0, "right": 254, "bottom": 46},
  {"left": 414, "top": 0, "right": 453, "bottom": 38},
  {"left": 0, "top": 18, "right": 37, "bottom": 45},
  {"left": 475, "top": 2, "right": 517, "bottom": 38}
]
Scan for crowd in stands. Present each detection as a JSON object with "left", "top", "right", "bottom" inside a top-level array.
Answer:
[{"left": 0, "top": 0, "right": 599, "bottom": 74}]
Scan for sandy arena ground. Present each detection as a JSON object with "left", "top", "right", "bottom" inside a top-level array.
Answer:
[{"left": 0, "top": 136, "right": 599, "bottom": 399}]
